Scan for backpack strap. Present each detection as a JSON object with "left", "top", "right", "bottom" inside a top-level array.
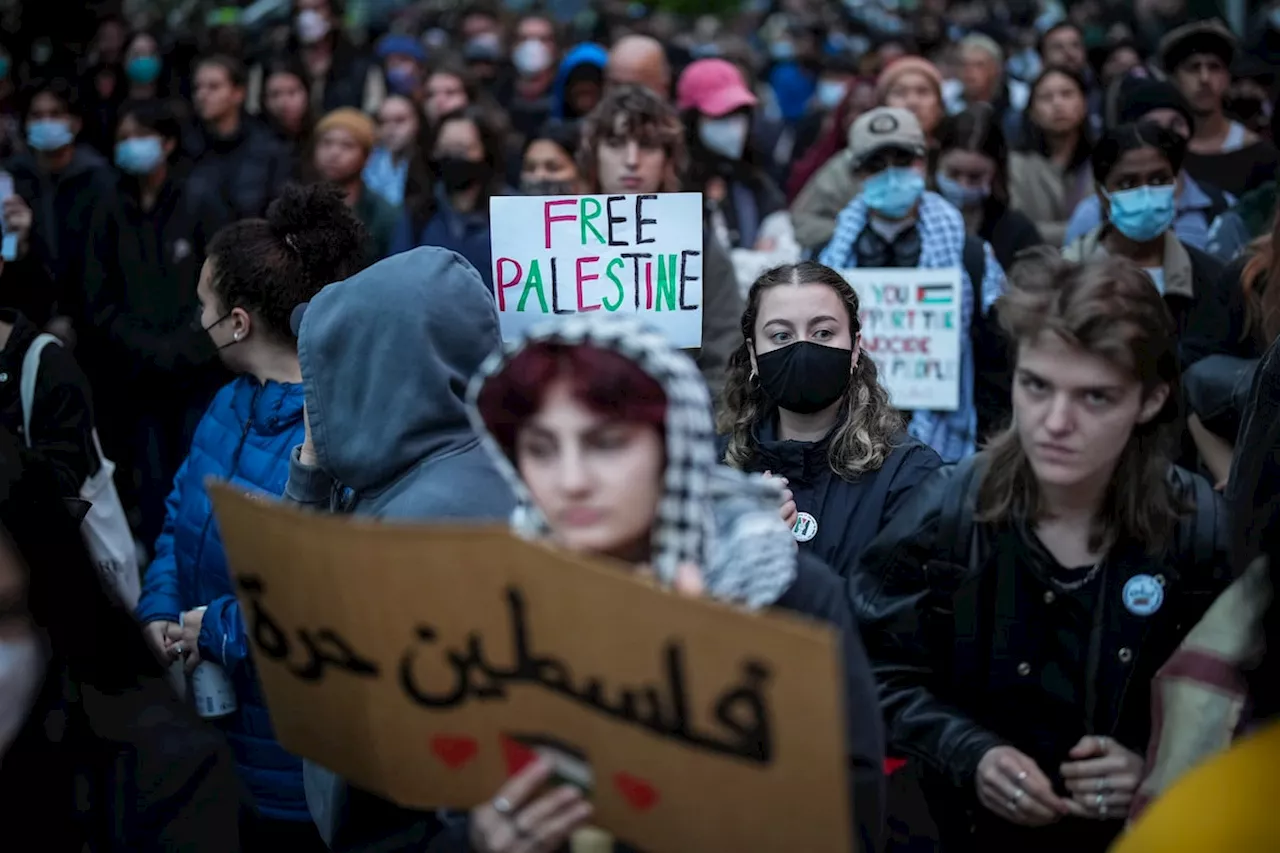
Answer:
[
  {"left": 19, "top": 333, "right": 62, "bottom": 449},
  {"left": 1169, "top": 466, "right": 1219, "bottom": 580},
  {"left": 1198, "top": 182, "right": 1232, "bottom": 226},
  {"left": 962, "top": 236, "right": 986, "bottom": 335}
]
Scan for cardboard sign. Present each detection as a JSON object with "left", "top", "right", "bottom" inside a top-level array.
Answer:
[
  {"left": 208, "top": 484, "right": 852, "bottom": 853},
  {"left": 489, "top": 193, "right": 705, "bottom": 348},
  {"left": 841, "top": 267, "right": 963, "bottom": 412}
]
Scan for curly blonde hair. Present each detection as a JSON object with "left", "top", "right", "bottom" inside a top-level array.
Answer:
[{"left": 718, "top": 262, "right": 904, "bottom": 480}]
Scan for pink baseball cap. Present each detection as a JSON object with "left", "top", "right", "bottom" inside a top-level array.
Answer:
[{"left": 676, "top": 59, "right": 759, "bottom": 117}]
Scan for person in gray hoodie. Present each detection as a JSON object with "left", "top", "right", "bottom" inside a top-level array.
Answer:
[{"left": 283, "top": 245, "right": 516, "bottom": 849}]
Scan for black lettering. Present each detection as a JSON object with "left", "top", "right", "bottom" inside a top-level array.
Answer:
[
  {"left": 238, "top": 576, "right": 290, "bottom": 661},
  {"left": 605, "top": 195, "right": 628, "bottom": 246},
  {"left": 635, "top": 195, "right": 658, "bottom": 244},
  {"left": 678, "top": 249, "right": 702, "bottom": 311},
  {"left": 620, "top": 252, "right": 652, "bottom": 310},
  {"left": 549, "top": 257, "right": 572, "bottom": 314}
]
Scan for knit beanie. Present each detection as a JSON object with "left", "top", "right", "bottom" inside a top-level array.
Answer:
[
  {"left": 315, "top": 108, "right": 376, "bottom": 152},
  {"left": 875, "top": 57, "right": 944, "bottom": 102}
]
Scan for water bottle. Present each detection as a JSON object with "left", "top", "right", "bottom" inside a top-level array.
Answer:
[{"left": 185, "top": 607, "right": 238, "bottom": 719}]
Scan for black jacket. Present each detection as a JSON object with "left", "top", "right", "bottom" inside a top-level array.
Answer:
[
  {"left": 183, "top": 116, "right": 293, "bottom": 234},
  {"left": 5, "top": 145, "right": 118, "bottom": 321},
  {"left": 0, "top": 309, "right": 97, "bottom": 497},
  {"left": 82, "top": 175, "right": 224, "bottom": 383},
  {"left": 1171, "top": 244, "right": 1230, "bottom": 369},
  {"left": 978, "top": 204, "right": 1043, "bottom": 273},
  {"left": 849, "top": 456, "right": 1231, "bottom": 850},
  {"left": 724, "top": 420, "right": 941, "bottom": 579}
]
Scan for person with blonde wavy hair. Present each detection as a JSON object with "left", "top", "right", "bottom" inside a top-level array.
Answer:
[{"left": 718, "top": 261, "right": 941, "bottom": 576}]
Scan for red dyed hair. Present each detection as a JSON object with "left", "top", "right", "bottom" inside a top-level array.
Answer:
[{"left": 477, "top": 342, "right": 668, "bottom": 458}]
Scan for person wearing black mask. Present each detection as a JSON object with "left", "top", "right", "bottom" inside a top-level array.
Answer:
[
  {"left": 719, "top": 261, "right": 941, "bottom": 574},
  {"left": 390, "top": 106, "right": 508, "bottom": 292}
]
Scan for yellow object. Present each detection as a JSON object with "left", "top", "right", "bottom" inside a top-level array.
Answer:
[{"left": 1110, "top": 720, "right": 1280, "bottom": 852}]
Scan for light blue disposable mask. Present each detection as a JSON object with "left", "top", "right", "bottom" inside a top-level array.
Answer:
[
  {"left": 815, "top": 80, "right": 848, "bottom": 109},
  {"left": 1106, "top": 184, "right": 1177, "bottom": 243},
  {"left": 26, "top": 119, "right": 74, "bottom": 152},
  {"left": 935, "top": 173, "right": 990, "bottom": 209},
  {"left": 862, "top": 167, "right": 926, "bottom": 219},
  {"left": 115, "top": 136, "right": 166, "bottom": 175},
  {"left": 770, "top": 40, "right": 796, "bottom": 61}
]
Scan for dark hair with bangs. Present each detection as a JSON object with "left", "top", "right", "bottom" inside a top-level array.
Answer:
[
  {"left": 977, "top": 250, "right": 1184, "bottom": 552},
  {"left": 578, "top": 84, "right": 687, "bottom": 193},
  {"left": 1091, "top": 120, "right": 1188, "bottom": 185},
  {"left": 476, "top": 342, "right": 668, "bottom": 461}
]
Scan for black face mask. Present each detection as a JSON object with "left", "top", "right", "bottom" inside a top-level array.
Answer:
[
  {"left": 755, "top": 341, "right": 853, "bottom": 415},
  {"left": 433, "top": 156, "right": 489, "bottom": 192}
]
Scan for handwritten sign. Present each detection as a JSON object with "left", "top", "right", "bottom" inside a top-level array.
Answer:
[
  {"left": 208, "top": 484, "right": 852, "bottom": 853},
  {"left": 840, "top": 267, "right": 963, "bottom": 412},
  {"left": 489, "top": 193, "right": 704, "bottom": 348}
]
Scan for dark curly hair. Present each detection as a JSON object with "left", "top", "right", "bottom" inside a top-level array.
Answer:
[{"left": 205, "top": 183, "right": 369, "bottom": 343}]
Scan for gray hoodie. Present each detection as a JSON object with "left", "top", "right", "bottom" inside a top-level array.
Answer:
[
  {"left": 284, "top": 246, "right": 515, "bottom": 520},
  {"left": 282, "top": 246, "right": 516, "bottom": 850}
]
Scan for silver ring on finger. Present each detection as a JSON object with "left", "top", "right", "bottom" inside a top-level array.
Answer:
[
  {"left": 1013, "top": 787, "right": 1025, "bottom": 802},
  {"left": 1015, "top": 770, "right": 1028, "bottom": 782},
  {"left": 1096, "top": 776, "right": 1109, "bottom": 793},
  {"left": 175, "top": 643, "right": 184, "bottom": 656},
  {"left": 1006, "top": 797, "right": 1019, "bottom": 812},
  {"left": 492, "top": 796, "right": 514, "bottom": 816}
]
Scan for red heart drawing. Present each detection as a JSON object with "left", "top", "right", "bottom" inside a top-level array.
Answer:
[
  {"left": 501, "top": 735, "right": 538, "bottom": 778},
  {"left": 431, "top": 735, "right": 478, "bottom": 770},
  {"left": 613, "top": 771, "right": 660, "bottom": 812}
]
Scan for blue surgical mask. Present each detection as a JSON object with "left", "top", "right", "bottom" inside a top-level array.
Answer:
[
  {"left": 0, "top": 57, "right": 10, "bottom": 80},
  {"left": 126, "top": 55, "right": 162, "bottom": 84},
  {"left": 385, "top": 65, "right": 419, "bottom": 95},
  {"left": 115, "top": 136, "right": 166, "bottom": 175},
  {"left": 26, "top": 119, "right": 74, "bottom": 152},
  {"left": 936, "top": 173, "right": 990, "bottom": 209},
  {"left": 770, "top": 40, "right": 796, "bottom": 62},
  {"left": 1105, "top": 184, "right": 1177, "bottom": 243},
  {"left": 862, "top": 167, "right": 926, "bottom": 219},
  {"left": 815, "top": 80, "right": 848, "bottom": 109},
  {"left": 1270, "top": 5, "right": 1280, "bottom": 29}
]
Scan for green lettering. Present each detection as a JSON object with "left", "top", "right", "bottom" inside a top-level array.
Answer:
[
  {"left": 517, "top": 260, "right": 549, "bottom": 313},
  {"left": 655, "top": 253, "right": 677, "bottom": 311},
  {"left": 580, "top": 197, "right": 606, "bottom": 245},
  {"left": 603, "top": 258, "right": 626, "bottom": 311}
]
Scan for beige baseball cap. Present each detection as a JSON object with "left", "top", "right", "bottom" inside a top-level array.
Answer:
[{"left": 846, "top": 106, "right": 927, "bottom": 170}]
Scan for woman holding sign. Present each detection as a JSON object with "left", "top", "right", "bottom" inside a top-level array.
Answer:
[
  {"left": 719, "top": 261, "right": 941, "bottom": 575},
  {"left": 465, "top": 314, "right": 886, "bottom": 853},
  {"left": 850, "top": 253, "right": 1231, "bottom": 853}
]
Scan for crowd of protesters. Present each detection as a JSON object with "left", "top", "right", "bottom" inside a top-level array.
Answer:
[{"left": 2, "top": 0, "right": 1280, "bottom": 851}]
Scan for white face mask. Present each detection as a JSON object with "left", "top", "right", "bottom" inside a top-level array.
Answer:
[
  {"left": 0, "top": 635, "right": 44, "bottom": 757},
  {"left": 512, "top": 39, "right": 553, "bottom": 76},
  {"left": 815, "top": 80, "right": 848, "bottom": 109},
  {"left": 296, "top": 9, "right": 331, "bottom": 45},
  {"left": 699, "top": 114, "right": 750, "bottom": 160}
]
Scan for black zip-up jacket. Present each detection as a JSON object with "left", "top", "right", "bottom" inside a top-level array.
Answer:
[
  {"left": 82, "top": 175, "right": 223, "bottom": 381},
  {"left": 0, "top": 308, "right": 97, "bottom": 497},
  {"left": 848, "top": 455, "right": 1231, "bottom": 850},
  {"left": 6, "top": 145, "right": 117, "bottom": 322},
  {"left": 724, "top": 421, "right": 941, "bottom": 579},
  {"left": 182, "top": 115, "right": 293, "bottom": 234}
]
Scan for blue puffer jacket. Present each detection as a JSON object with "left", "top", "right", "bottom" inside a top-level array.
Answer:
[{"left": 136, "top": 375, "right": 308, "bottom": 821}]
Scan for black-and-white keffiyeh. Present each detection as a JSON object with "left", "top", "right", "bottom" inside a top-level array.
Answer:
[{"left": 465, "top": 314, "right": 797, "bottom": 610}]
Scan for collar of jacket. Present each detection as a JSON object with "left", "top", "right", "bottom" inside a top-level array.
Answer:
[
  {"left": 1062, "top": 226, "right": 1194, "bottom": 299},
  {"left": 751, "top": 409, "right": 836, "bottom": 486}
]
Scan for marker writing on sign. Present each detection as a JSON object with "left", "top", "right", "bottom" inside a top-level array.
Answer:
[
  {"left": 496, "top": 194, "right": 701, "bottom": 316},
  {"left": 238, "top": 576, "right": 772, "bottom": 763},
  {"left": 239, "top": 576, "right": 381, "bottom": 682},
  {"left": 399, "top": 587, "right": 772, "bottom": 763}
]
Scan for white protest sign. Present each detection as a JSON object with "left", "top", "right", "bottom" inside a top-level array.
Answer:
[
  {"left": 840, "top": 267, "right": 963, "bottom": 412},
  {"left": 490, "top": 193, "right": 704, "bottom": 348}
]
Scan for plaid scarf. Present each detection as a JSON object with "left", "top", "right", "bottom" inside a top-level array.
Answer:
[
  {"left": 819, "top": 191, "right": 1005, "bottom": 462},
  {"left": 466, "top": 315, "right": 797, "bottom": 610}
]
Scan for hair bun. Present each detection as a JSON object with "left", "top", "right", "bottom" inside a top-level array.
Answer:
[{"left": 264, "top": 183, "right": 369, "bottom": 282}]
